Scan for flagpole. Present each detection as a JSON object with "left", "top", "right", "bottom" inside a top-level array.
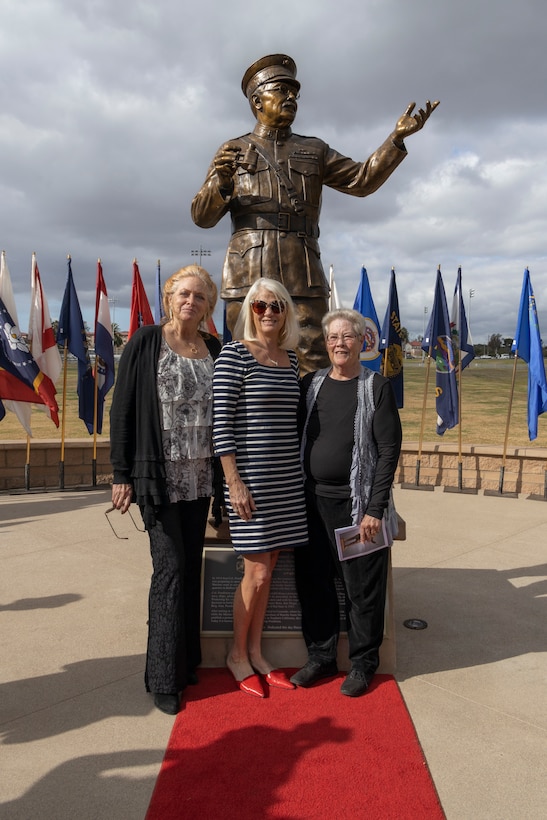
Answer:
[
  {"left": 402, "top": 345, "right": 433, "bottom": 491},
  {"left": 59, "top": 342, "right": 69, "bottom": 489},
  {"left": 417, "top": 348, "right": 432, "bottom": 485},
  {"left": 25, "top": 315, "right": 32, "bottom": 491},
  {"left": 25, "top": 266, "right": 33, "bottom": 491},
  {"left": 457, "top": 351, "right": 463, "bottom": 489},
  {"left": 484, "top": 352, "right": 519, "bottom": 497},
  {"left": 498, "top": 353, "right": 518, "bottom": 495},
  {"left": 92, "top": 352, "right": 99, "bottom": 487},
  {"left": 91, "top": 259, "right": 102, "bottom": 487},
  {"left": 25, "top": 435, "right": 31, "bottom": 491}
]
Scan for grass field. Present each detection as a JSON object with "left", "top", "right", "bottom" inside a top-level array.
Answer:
[{"left": 1, "top": 358, "right": 546, "bottom": 448}]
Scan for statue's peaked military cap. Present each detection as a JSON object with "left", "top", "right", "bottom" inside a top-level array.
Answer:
[{"left": 241, "top": 54, "right": 300, "bottom": 99}]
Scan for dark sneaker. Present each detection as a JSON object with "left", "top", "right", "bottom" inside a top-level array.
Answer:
[
  {"left": 340, "top": 669, "right": 371, "bottom": 697},
  {"left": 290, "top": 659, "right": 338, "bottom": 688}
]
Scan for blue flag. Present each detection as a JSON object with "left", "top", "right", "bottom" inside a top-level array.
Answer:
[
  {"left": 222, "top": 302, "right": 232, "bottom": 344},
  {"left": 450, "top": 267, "right": 475, "bottom": 371},
  {"left": 353, "top": 267, "right": 381, "bottom": 372},
  {"left": 154, "top": 260, "right": 164, "bottom": 325},
  {"left": 379, "top": 269, "right": 404, "bottom": 407},
  {"left": 511, "top": 268, "right": 547, "bottom": 441},
  {"left": 422, "top": 269, "right": 459, "bottom": 435},
  {"left": 57, "top": 258, "right": 95, "bottom": 434}
]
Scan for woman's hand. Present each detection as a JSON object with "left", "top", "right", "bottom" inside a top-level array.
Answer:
[
  {"left": 227, "top": 476, "right": 256, "bottom": 521},
  {"left": 359, "top": 513, "right": 381, "bottom": 544},
  {"left": 111, "top": 483, "right": 133, "bottom": 515}
]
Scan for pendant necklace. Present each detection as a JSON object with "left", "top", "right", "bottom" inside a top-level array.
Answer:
[{"left": 267, "top": 355, "right": 279, "bottom": 367}]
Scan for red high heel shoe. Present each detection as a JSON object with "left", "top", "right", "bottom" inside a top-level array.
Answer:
[
  {"left": 239, "top": 673, "right": 265, "bottom": 698},
  {"left": 263, "top": 669, "right": 295, "bottom": 690}
]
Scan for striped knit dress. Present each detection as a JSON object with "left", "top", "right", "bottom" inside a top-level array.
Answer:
[{"left": 213, "top": 341, "right": 308, "bottom": 554}]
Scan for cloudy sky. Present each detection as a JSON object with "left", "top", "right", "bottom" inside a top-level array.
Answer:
[{"left": 1, "top": 0, "right": 546, "bottom": 344}]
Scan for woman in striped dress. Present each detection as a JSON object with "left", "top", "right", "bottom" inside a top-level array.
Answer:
[{"left": 213, "top": 278, "right": 308, "bottom": 697}]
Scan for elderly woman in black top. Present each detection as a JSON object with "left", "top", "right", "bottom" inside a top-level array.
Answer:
[
  {"left": 291, "top": 308, "right": 402, "bottom": 697},
  {"left": 110, "top": 265, "right": 221, "bottom": 715}
]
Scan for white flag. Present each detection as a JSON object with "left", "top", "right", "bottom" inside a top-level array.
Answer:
[{"left": 329, "top": 264, "right": 342, "bottom": 310}]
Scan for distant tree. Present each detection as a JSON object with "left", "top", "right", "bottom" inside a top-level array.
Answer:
[
  {"left": 399, "top": 326, "right": 409, "bottom": 345},
  {"left": 487, "top": 333, "right": 503, "bottom": 357},
  {"left": 111, "top": 322, "right": 123, "bottom": 349}
]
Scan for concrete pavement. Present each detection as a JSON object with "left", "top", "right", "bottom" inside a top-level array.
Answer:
[{"left": 1, "top": 484, "right": 546, "bottom": 818}]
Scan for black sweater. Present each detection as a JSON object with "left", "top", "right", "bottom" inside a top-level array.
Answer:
[{"left": 110, "top": 324, "right": 221, "bottom": 527}]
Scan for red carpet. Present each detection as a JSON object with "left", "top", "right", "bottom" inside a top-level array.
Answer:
[{"left": 146, "top": 669, "right": 444, "bottom": 820}]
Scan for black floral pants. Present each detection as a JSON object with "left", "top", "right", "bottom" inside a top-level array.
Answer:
[{"left": 144, "top": 497, "right": 210, "bottom": 694}]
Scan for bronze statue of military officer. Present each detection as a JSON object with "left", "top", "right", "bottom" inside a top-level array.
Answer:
[{"left": 192, "top": 54, "right": 438, "bottom": 371}]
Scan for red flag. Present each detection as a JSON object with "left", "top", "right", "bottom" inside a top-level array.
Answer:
[
  {"left": 128, "top": 259, "right": 154, "bottom": 339},
  {"left": 207, "top": 316, "right": 219, "bottom": 338}
]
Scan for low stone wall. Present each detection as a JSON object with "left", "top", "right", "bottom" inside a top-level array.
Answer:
[
  {"left": 0, "top": 439, "right": 113, "bottom": 491},
  {"left": 0, "top": 438, "right": 546, "bottom": 496},
  {"left": 398, "top": 441, "right": 547, "bottom": 495}
]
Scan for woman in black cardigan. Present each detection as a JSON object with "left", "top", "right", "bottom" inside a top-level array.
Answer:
[{"left": 110, "top": 265, "right": 221, "bottom": 715}]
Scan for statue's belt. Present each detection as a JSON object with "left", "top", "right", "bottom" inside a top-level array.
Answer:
[{"left": 231, "top": 212, "right": 319, "bottom": 237}]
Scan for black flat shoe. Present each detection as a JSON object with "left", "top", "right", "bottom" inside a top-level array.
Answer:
[{"left": 153, "top": 693, "right": 179, "bottom": 715}]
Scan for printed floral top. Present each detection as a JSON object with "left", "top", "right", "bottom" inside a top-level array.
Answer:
[{"left": 157, "top": 338, "right": 214, "bottom": 503}]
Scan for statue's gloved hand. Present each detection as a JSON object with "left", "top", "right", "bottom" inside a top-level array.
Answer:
[{"left": 213, "top": 143, "right": 241, "bottom": 189}]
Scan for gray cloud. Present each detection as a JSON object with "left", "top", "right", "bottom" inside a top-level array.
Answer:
[{"left": 1, "top": 0, "right": 546, "bottom": 347}]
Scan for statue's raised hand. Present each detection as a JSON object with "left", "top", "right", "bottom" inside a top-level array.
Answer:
[{"left": 392, "top": 100, "right": 440, "bottom": 145}]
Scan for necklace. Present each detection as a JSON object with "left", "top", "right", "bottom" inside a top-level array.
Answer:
[
  {"left": 267, "top": 356, "right": 279, "bottom": 367},
  {"left": 187, "top": 340, "right": 199, "bottom": 354}
]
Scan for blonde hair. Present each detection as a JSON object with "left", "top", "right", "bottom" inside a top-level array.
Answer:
[
  {"left": 233, "top": 278, "right": 300, "bottom": 349},
  {"left": 162, "top": 265, "right": 218, "bottom": 331}
]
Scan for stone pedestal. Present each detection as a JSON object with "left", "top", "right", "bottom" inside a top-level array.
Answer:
[{"left": 199, "top": 516, "right": 397, "bottom": 674}]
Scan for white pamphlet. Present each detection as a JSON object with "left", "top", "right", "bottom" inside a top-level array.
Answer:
[{"left": 334, "top": 519, "right": 392, "bottom": 562}]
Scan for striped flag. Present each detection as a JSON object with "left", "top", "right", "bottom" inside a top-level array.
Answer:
[
  {"left": 28, "top": 253, "right": 62, "bottom": 421},
  {"left": 94, "top": 260, "right": 115, "bottom": 434}
]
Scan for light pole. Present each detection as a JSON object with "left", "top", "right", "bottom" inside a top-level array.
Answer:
[
  {"left": 108, "top": 297, "right": 117, "bottom": 325},
  {"left": 191, "top": 246, "right": 211, "bottom": 266},
  {"left": 468, "top": 288, "right": 475, "bottom": 330},
  {"left": 422, "top": 306, "right": 428, "bottom": 363}
]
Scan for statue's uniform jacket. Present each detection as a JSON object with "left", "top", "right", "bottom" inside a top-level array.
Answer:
[{"left": 191, "top": 123, "right": 407, "bottom": 301}]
